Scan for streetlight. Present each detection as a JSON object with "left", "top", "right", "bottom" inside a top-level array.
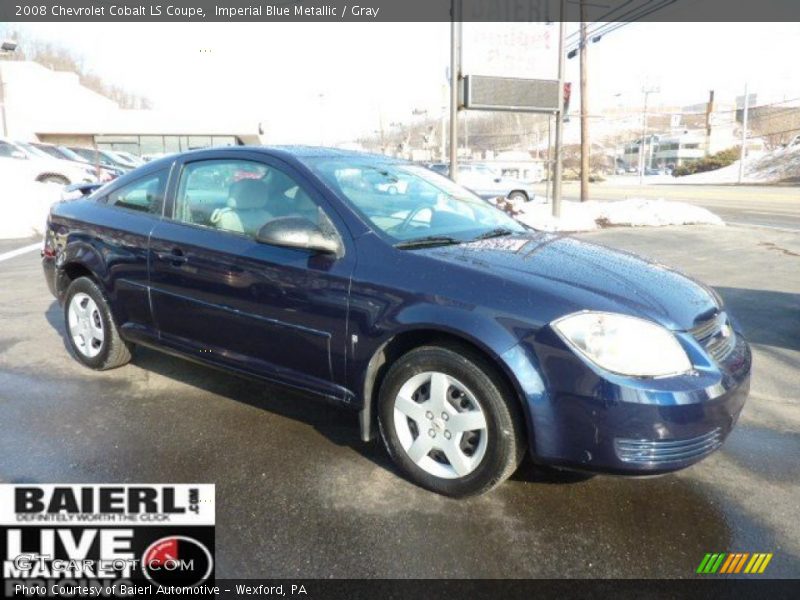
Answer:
[
  {"left": 638, "top": 85, "right": 659, "bottom": 185},
  {"left": 0, "top": 39, "right": 19, "bottom": 137}
]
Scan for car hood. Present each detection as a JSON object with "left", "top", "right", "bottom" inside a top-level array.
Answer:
[
  {"left": 36, "top": 157, "right": 87, "bottom": 173},
  {"left": 418, "top": 232, "right": 719, "bottom": 331}
]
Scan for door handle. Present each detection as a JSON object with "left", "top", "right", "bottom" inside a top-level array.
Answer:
[{"left": 155, "top": 247, "right": 188, "bottom": 266}]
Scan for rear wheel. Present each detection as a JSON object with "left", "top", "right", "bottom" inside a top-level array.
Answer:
[
  {"left": 64, "top": 277, "right": 132, "bottom": 370},
  {"left": 38, "top": 174, "right": 70, "bottom": 186},
  {"left": 507, "top": 190, "right": 528, "bottom": 203},
  {"left": 378, "top": 345, "right": 524, "bottom": 497}
]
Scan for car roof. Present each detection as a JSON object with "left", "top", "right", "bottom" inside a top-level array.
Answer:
[
  {"left": 147, "top": 145, "right": 404, "bottom": 165},
  {"left": 106, "top": 145, "right": 410, "bottom": 188}
]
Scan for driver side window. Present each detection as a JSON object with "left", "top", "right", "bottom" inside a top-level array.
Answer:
[{"left": 174, "top": 159, "right": 326, "bottom": 238}]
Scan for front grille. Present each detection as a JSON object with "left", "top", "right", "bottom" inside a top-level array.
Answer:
[
  {"left": 615, "top": 428, "right": 723, "bottom": 465},
  {"left": 690, "top": 312, "right": 736, "bottom": 363}
]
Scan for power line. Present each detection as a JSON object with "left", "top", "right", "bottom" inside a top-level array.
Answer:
[{"left": 566, "top": 0, "right": 681, "bottom": 52}]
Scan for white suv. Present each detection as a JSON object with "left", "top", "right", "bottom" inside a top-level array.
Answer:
[{"left": 0, "top": 139, "right": 97, "bottom": 185}]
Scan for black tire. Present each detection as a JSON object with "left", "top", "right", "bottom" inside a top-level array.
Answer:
[
  {"left": 63, "top": 276, "right": 132, "bottom": 370},
  {"left": 38, "top": 174, "right": 70, "bottom": 186},
  {"left": 378, "top": 345, "right": 525, "bottom": 497},
  {"left": 507, "top": 190, "right": 528, "bottom": 203}
]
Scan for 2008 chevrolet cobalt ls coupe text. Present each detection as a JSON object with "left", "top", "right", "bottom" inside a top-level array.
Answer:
[{"left": 42, "top": 146, "right": 751, "bottom": 496}]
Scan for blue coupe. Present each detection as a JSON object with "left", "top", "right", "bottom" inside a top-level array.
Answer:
[{"left": 42, "top": 146, "right": 751, "bottom": 496}]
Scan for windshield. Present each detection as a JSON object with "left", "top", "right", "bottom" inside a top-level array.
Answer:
[
  {"left": 57, "top": 146, "right": 89, "bottom": 163},
  {"left": 470, "top": 165, "right": 499, "bottom": 177},
  {"left": 71, "top": 147, "right": 114, "bottom": 166},
  {"left": 17, "top": 143, "right": 51, "bottom": 160},
  {"left": 32, "top": 144, "right": 63, "bottom": 160},
  {"left": 107, "top": 150, "right": 136, "bottom": 167},
  {"left": 304, "top": 159, "right": 525, "bottom": 244}
]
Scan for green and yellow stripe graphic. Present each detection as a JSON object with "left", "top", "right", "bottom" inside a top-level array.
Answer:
[{"left": 696, "top": 552, "right": 773, "bottom": 574}]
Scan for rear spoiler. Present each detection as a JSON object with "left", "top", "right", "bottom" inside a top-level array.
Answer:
[{"left": 61, "top": 182, "right": 104, "bottom": 201}]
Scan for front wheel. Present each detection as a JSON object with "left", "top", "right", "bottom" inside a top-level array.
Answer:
[{"left": 378, "top": 345, "right": 525, "bottom": 497}]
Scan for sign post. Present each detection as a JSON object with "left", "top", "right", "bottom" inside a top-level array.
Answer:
[
  {"left": 449, "top": 0, "right": 461, "bottom": 182},
  {"left": 553, "top": 5, "right": 566, "bottom": 217}
]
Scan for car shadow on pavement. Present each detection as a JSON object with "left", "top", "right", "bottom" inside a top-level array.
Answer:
[
  {"left": 714, "top": 287, "right": 800, "bottom": 352},
  {"left": 42, "top": 299, "right": 709, "bottom": 489},
  {"left": 137, "top": 346, "right": 398, "bottom": 470},
  {"left": 43, "top": 300, "right": 390, "bottom": 466},
  {"left": 45, "top": 301, "right": 74, "bottom": 356}
]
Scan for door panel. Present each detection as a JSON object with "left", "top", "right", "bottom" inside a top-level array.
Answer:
[
  {"left": 148, "top": 155, "right": 354, "bottom": 401},
  {"left": 92, "top": 168, "right": 169, "bottom": 333}
]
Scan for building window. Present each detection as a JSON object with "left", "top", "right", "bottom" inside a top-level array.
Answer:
[
  {"left": 164, "top": 136, "right": 181, "bottom": 153},
  {"left": 211, "top": 136, "right": 237, "bottom": 147},
  {"left": 187, "top": 136, "right": 212, "bottom": 150},
  {"left": 139, "top": 136, "right": 165, "bottom": 155}
]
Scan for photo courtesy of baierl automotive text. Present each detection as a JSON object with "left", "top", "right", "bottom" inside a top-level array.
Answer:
[{"left": 0, "top": 0, "right": 798, "bottom": 597}]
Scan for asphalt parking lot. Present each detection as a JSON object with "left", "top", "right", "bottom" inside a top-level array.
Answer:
[{"left": 0, "top": 224, "right": 798, "bottom": 578}]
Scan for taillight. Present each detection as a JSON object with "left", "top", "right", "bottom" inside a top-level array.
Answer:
[{"left": 42, "top": 229, "right": 55, "bottom": 258}]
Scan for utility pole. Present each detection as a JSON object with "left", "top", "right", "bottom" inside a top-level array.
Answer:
[
  {"left": 545, "top": 115, "right": 552, "bottom": 204},
  {"left": 464, "top": 111, "right": 469, "bottom": 156},
  {"left": 579, "top": 1, "right": 589, "bottom": 201},
  {"left": 440, "top": 83, "right": 447, "bottom": 160},
  {"left": 0, "top": 40, "right": 19, "bottom": 138},
  {"left": 638, "top": 86, "right": 659, "bottom": 185},
  {"left": 738, "top": 83, "right": 749, "bottom": 184},
  {"left": 0, "top": 62, "right": 7, "bottom": 138},
  {"left": 552, "top": 2, "right": 567, "bottom": 218},
  {"left": 704, "top": 89, "right": 715, "bottom": 157},
  {"left": 449, "top": 0, "right": 461, "bottom": 182}
]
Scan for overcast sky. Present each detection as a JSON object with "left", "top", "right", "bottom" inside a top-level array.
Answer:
[{"left": 8, "top": 22, "right": 800, "bottom": 143}]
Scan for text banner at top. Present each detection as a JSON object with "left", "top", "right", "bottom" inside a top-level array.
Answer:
[{"left": 3, "top": 0, "right": 799, "bottom": 22}]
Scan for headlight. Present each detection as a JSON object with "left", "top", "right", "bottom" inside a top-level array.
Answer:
[{"left": 552, "top": 311, "right": 692, "bottom": 377}]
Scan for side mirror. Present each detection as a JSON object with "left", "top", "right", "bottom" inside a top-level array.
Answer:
[
  {"left": 256, "top": 216, "right": 342, "bottom": 257},
  {"left": 11, "top": 150, "right": 27, "bottom": 159},
  {"left": 494, "top": 177, "right": 502, "bottom": 183}
]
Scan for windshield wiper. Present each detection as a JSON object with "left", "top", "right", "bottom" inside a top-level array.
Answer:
[
  {"left": 471, "top": 227, "right": 515, "bottom": 241},
  {"left": 394, "top": 235, "right": 463, "bottom": 249}
]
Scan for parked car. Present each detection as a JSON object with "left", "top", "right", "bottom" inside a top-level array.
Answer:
[
  {"left": 645, "top": 167, "right": 667, "bottom": 176},
  {"left": 67, "top": 146, "right": 135, "bottom": 173},
  {"left": 111, "top": 150, "right": 146, "bottom": 167},
  {"left": 0, "top": 139, "right": 97, "bottom": 185},
  {"left": 30, "top": 142, "right": 122, "bottom": 182},
  {"left": 426, "top": 163, "right": 537, "bottom": 203},
  {"left": 42, "top": 146, "right": 751, "bottom": 497}
]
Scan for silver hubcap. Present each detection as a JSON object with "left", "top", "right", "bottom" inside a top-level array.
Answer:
[
  {"left": 67, "top": 293, "right": 104, "bottom": 358},
  {"left": 393, "top": 371, "right": 488, "bottom": 479}
]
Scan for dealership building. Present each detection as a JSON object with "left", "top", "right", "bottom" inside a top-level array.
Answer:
[{"left": 0, "top": 60, "right": 262, "bottom": 156}]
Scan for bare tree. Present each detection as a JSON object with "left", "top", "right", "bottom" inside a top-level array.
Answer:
[{"left": 1, "top": 28, "right": 152, "bottom": 109}]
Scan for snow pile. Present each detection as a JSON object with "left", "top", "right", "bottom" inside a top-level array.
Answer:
[
  {"left": 504, "top": 198, "right": 724, "bottom": 232},
  {"left": 0, "top": 173, "right": 62, "bottom": 239},
  {"left": 674, "top": 144, "right": 800, "bottom": 184}
]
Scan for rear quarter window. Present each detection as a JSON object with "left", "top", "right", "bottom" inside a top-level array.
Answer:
[{"left": 105, "top": 169, "right": 169, "bottom": 215}]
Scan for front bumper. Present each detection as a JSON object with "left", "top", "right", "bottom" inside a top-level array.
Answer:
[{"left": 504, "top": 324, "right": 751, "bottom": 475}]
